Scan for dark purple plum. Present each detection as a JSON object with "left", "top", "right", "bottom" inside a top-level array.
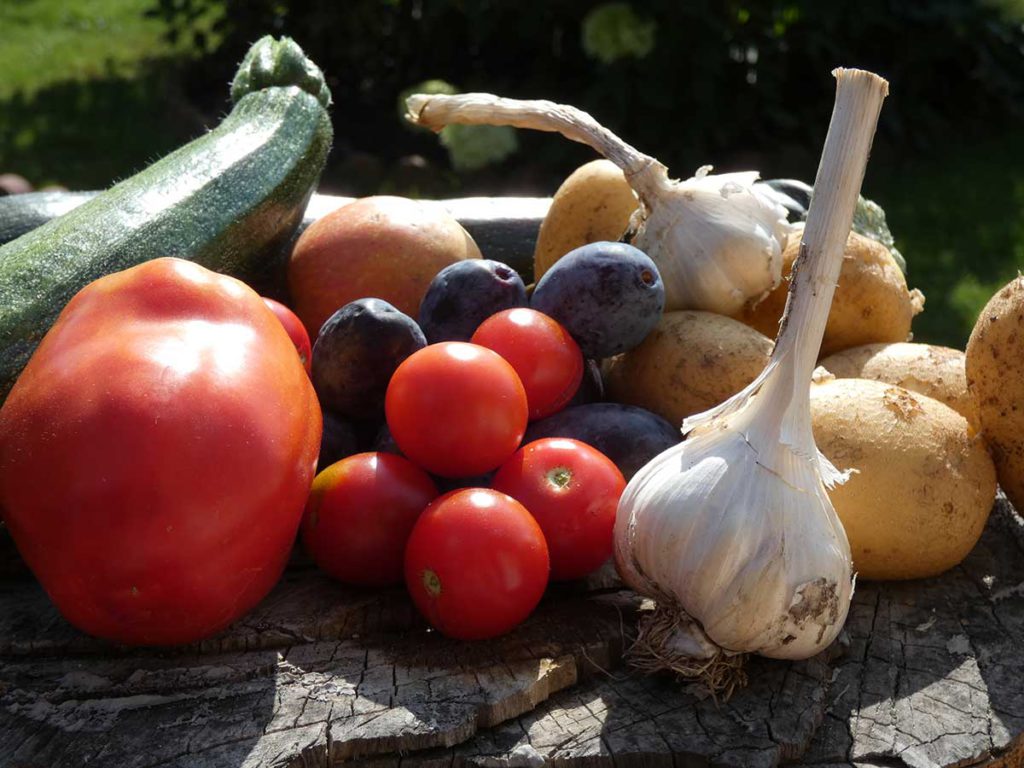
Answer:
[
  {"left": 371, "top": 423, "right": 402, "bottom": 455},
  {"left": 418, "top": 259, "right": 528, "bottom": 343},
  {"left": 523, "top": 403, "right": 680, "bottom": 480},
  {"left": 317, "top": 411, "right": 359, "bottom": 472},
  {"left": 311, "top": 298, "right": 426, "bottom": 419},
  {"left": 530, "top": 242, "right": 664, "bottom": 359},
  {"left": 565, "top": 359, "right": 604, "bottom": 408}
]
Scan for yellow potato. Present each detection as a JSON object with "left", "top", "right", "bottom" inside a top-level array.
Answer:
[
  {"left": 810, "top": 378, "right": 996, "bottom": 580},
  {"left": 966, "top": 275, "right": 1024, "bottom": 512},
  {"left": 533, "top": 159, "right": 638, "bottom": 282},
  {"left": 819, "top": 342, "right": 978, "bottom": 431},
  {"left": 603, "top": 310, "right": 773, "bottom": 427},
  {"left": 733, "top": 228, "right": 924, "bottom": 356}
]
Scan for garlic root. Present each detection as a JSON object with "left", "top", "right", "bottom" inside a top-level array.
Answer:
[{"left": 627, "top": 604, "right": 748, "bottom": 699}]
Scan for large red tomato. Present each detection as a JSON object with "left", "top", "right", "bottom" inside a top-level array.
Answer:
[{"left": 0, "top": 258, "right": 322, "bottom": 646}]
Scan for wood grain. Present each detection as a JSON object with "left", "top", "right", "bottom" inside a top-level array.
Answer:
[{"left": 1, "top": 499, "right": 1022, "bottom": 767}]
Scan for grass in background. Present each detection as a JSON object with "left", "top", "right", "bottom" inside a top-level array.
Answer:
[
  {"left": 0, "top": 0, "right": 221, "bottom": 189},
  {"left": 0, "top": 0, "right": 219, "bottom": 98},
  {"left": 871, "top": 130, "right": 1024, "bottom": 349}
]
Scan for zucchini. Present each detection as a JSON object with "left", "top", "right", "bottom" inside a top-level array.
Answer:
[
  {"left": 0, "top": 36, "right": 333, "bottom": 400},
  {"left": 3, "top": 193, "right": 551, "bottom": 278},
  {"left": 0, "top": 191, "right": 99, "bottom": 246}
]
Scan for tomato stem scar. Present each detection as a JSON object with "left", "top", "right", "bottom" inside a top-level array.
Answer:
[{"left": 422, "top": 569, "right": 442, "bottom": 597}]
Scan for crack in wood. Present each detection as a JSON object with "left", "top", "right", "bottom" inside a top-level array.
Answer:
[{"left": 2, "top": 505, "right": 1024, "bottom": 767}]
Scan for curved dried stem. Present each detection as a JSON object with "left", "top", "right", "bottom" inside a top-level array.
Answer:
[
  {"left": 405, "top": 92, "right": 668, "bottom": 201},
  {"left": 769, "top": 69, "right": 889, "bottom": 412}
]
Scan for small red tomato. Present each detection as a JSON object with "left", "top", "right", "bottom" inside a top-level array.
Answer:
[
  {"left": 471, "top": 308, "right": 583, "bottom": 420},
  {"left": 385, "top": 342, "right": 528, "bottom": 477},
  {"left": 302, "top": 452, "right": 438, "bottom": 585},
  {"left": 404, "top": 488, "right": 549, "bottom": 640},
  {"left": 263, "top": 297, "right": 312, "bottom": 374},
  {"left": 492, "top": 438, "right": 625, "bottom": 581}
]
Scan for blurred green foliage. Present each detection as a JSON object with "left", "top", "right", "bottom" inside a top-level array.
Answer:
[
  {"left": 0, "top": 0, "right": 217, "bottom": 188},
  {"left": 399, "top": 80, "right": 519, "bottom": 171},
  {"left": 0, "top": 0, "right": 209, "bottom": 99},
  {"left": 148, "top": 0, "right": 1024, "bottom": 183},
  {"left": 581, "top": 3, "right": 657, "bottom": 64},
  {"left": 3, "top": 0, "right": 1024, "bottom": 347}
]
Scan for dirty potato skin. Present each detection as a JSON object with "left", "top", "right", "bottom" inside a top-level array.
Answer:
[
  {"left": 820, "top": 342, "right": 978, "bottom": 431},
  {"left": 533, "top": 160, "right": 638, "bottom": 283},
  {"left": 734, "top": 228, "right": 924, "bottom": 356},
  {"left": 603, "top": 310, "right": 773, "bottom": 427},
  {"left": 810, "top": 378, "right": 996, "bottom": 581},
  {"left": 966, "top": 275, "right": 1024, "bottom": 512}
]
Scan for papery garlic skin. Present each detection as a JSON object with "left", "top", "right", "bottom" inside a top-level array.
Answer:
[
  {"left": 631, "top": 167, "right": 793, "bottom": 316},
  {"left": 614, "top": 366, "right": 854, "bottom": 660}
]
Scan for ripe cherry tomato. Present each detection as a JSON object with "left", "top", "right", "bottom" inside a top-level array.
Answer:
[
  {"left": 492, "top": 438, "right": 625, "bottom": 581},
  {"left": 404, "top": 488, "right": 549, "bottom": 639},
  {"left": 263, "top": 297, "right": 312, "bottom": 374},
  {"left": 471, "top": 308, "right": 583, "bottom": 420},
  {"left": 302, "top": 452, "right": 437, "bottom": 585},
  {"left": 385, "top": 342, "right": 528, "bottom": 477}
]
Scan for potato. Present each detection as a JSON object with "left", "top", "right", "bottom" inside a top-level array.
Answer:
[
  {"left": 810, "top": 378, "right": 996, "bottom": 580},
  {"left": 819, "top": 342, "right": 978, "bottom": 431},
  {"left": 966, "top": 275, "right": 1024, "bottom": 512},
  {"left": 603, "top": 310, "right": 773, "bottom": 427},
  {"left": 533, "top": 159, "right": 638, "bottom": 282},
  {"left": 733, "top": 227, "right": 924, "bottom": 356}
]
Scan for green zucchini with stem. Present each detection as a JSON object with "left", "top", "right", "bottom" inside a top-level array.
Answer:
[{"left": 0, "top": 36, "right": 333, "bottom": 400}]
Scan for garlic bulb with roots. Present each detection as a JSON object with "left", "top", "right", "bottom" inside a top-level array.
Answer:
[
  {"left": 613, "top": 68, "right": 889, "bottom": 694},
  {"left": 405, "top": 93, "right": 791, "bottom": 315}
]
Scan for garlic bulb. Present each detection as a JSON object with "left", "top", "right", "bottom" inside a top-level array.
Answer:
[
  {"left": 630, "top": 165, "right": 790, "bottom": 314},
  {"left": 405, "top": 93, "right": 792, "bottom": 315},
  {"left": 613, "top": 69, "right": 889, "bottom": 691}
]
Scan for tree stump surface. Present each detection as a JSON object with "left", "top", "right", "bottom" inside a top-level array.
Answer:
[
  {"left": 1, "top": 497, "right": 1022, "bottom": 768},
  {"left": 1, "top": 194, "right": 1022, "bottom": 767}
]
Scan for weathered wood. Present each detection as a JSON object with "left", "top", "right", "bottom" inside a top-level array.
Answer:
[
  {"left": 801, "top": 495, "right": 1024, "bottom": 768},
  {"left": 379, "top": 499, "right": 1024, "bottom": 768},
  {"left": 0, "top": 565, "right": 634, "bottom": 767},
  {"left": 1, "top": 499, "right": 1022, "bottom": 767}
]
